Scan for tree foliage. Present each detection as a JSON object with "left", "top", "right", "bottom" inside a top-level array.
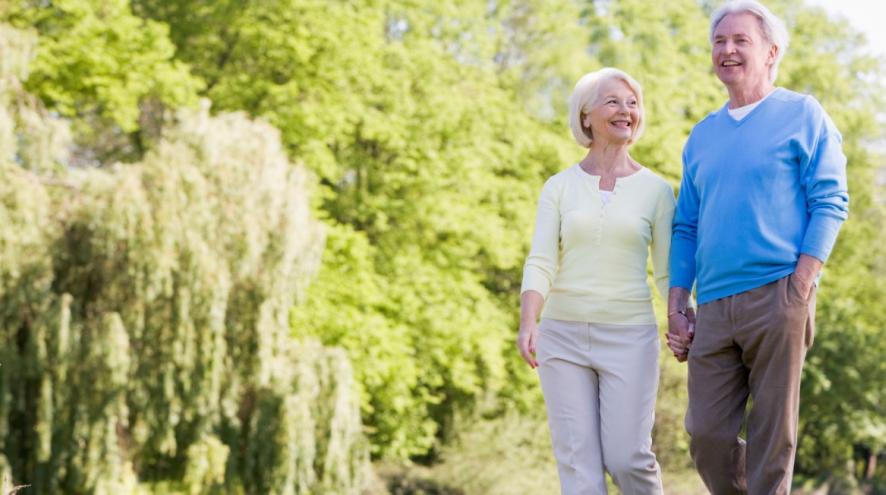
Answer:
[
  {"left": 4, "top": 0, "right": 202, "bottom": 164},
  {"left": 133, "top": 0, "right": 582, "bottom": 459},
  {"left": 0, "top": 25, "right": 368, "bottom": 493}
]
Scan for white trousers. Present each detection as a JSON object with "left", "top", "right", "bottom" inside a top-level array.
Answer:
[{"left": 537, "top": 318, "right": 663, "bottom": 495}]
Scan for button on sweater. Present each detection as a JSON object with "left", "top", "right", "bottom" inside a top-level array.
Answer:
[{"left": 521, "top": 164, "right": 676, "bottom": 325}]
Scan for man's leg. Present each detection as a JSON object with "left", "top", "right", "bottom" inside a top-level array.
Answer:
[
  {"left": 686, "top": 296, "right": 749, "bottom": 494},
  {"left": 736, "top": 276, "right": 816, "bottom": 495}
]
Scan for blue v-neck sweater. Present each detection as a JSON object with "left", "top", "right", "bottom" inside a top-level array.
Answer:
[{"left": 670, "top": 88, "right": 849, "bottom": 304}]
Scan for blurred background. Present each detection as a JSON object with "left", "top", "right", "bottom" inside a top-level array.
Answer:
[{"left": 0, "top": 0, "right": 883, "bottom": 493}]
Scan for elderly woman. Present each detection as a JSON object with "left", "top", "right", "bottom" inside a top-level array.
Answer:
[{"left": 517, "top": 68, "right": 674, "bottom": 495}]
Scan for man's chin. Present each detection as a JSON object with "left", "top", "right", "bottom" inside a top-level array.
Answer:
[{"left": 716, "top": 73, "right": 743, "bottom": 87}]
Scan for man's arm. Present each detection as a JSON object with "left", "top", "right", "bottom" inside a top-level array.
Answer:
[
  {"left": 670, "top": 148, "right": 700, "bottom": 293},
  {"left": 668, "top": 148, "right": 700, "bottom": 362},
  {"left": 798, "top": 100, "right": 849, "bottom": 266}
]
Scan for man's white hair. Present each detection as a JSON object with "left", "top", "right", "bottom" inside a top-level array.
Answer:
[{"left": 710, "top": 0, "right": 790, "bottom": 83}]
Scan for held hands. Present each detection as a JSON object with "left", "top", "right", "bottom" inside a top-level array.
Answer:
[
  {"left": 517, "top": 322, "right": 539, "bottom": 369},
  {"left": 666, "top": 307, "right": 695, "bottom": 362}
]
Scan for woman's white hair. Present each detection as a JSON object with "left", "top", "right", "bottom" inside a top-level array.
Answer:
[
  {"left": 710, "top": 0, "right": 790, "bottom": 83},
  {"left": 568, "top": 68, "right": 645, "bottom": 149}
]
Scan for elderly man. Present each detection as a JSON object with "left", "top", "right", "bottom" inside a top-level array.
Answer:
[{"left": 666, "top": 1, "right": 849, "bottom": 494}]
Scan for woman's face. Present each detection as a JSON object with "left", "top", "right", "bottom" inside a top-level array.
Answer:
[{"left": 583, "top": 78, "right": 639, "bottom": 146}]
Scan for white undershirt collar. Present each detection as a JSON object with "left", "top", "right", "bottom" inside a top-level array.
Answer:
[{"left": 727, "top": 88, "right": 777, "bottom": 121}]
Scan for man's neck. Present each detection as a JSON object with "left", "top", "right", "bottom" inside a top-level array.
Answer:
[{"left": 727, "top": 82, "right": 775, "bottom": 108}]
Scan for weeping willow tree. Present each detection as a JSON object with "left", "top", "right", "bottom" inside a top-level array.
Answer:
[{"left": 0, "top": 24, "right": 369, "bottom": 494}]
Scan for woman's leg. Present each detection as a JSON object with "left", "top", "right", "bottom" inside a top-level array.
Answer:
[
  {"left": 594, "top": 323, "right": 664, "bottom": 495},
  {"left": 537, "top": 318, "right": 608, "bottom": 495}
]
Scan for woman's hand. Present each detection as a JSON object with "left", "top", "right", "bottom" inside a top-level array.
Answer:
[
  {"left": 517, "top": 322, "right": 539, "bottom": 369},
  {"left": 518, "top": 290, "right": 545, "bottom": 369}
]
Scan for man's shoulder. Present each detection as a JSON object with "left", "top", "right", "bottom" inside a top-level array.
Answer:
[
  {"left": 769, "top": 88, "right": 825, "bottom": 115},
  {"left": 685, "top": 108, "right": 722, "bottom": 146},
  {"left": 694, "top": 107, "right": 722, "bottom": 129},
  {"left": 771, "top": 87, "right": 807, "bottom": 102}
]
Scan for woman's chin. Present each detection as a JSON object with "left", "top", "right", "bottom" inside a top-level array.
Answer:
[{"left": 597, "top": 134, "right": 632, "bottom": 146}]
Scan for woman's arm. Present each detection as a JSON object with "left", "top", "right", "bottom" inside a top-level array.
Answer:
[
  {"left": 517, "top": 290, "right": 545, "bottom": 368},
  {"left": 651, "top": 185, "right": 676, "bottom": 302},
  {"left": 517, "top": 178, "right": 560, "bottom": 368}
]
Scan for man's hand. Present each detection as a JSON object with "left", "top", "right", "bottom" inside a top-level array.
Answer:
[
  {"left": 791, "top": 254, "right": 823, "bottom": 299},
  {"left": 667, "top": 287, "right": 694, "bottom": 362},
  {"left": 667, "top": 313, "right": 693, "bottom": 362}
]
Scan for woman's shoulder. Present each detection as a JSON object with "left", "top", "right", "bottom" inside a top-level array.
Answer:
[
  {"left": 542, "top": 164, "right": 580, "bottom": 189},
  {"left": 632, "top": 166, "right": 674, "bottom": 193}
]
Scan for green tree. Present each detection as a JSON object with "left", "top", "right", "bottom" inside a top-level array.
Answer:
[
  {"left": 3, "top": 0, "right": 202, "bottom": 163},
  {"left": 134, "top": 0, "right": 580, "bottom": 459},
  {"left": 0, "top": 25, "right": 368, "bottom": 492}
]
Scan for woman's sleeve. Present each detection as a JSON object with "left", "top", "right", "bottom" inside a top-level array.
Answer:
[
  {"left": 521, "top": 178, "right": 561, "bottom": 298},
  {"left": 651, "top": 183, "right": 676, "bottom": 300}
]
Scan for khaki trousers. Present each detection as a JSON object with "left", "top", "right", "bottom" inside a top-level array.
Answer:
[
  {"left": 686, "top": 275, "right": 816, "bottom": 495},
  {"left": 537, "top": 318, "right": 664, "bottom": 495}
]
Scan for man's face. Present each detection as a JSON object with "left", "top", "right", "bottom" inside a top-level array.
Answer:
[{"left": 711, "top": 12, "right": 777, "bottom": 90}]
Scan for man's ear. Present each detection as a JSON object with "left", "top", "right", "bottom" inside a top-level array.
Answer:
[{"left": 767, "top": 43, "right": 778, "bottom": 65}]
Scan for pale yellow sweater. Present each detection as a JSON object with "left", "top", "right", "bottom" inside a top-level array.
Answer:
[{"left": 521, "top": 164, "right": 675, "bottom": 325}]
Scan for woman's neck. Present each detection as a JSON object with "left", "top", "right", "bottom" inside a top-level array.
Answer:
[{"left": 579, "top": 142, "right": 636, "bottom": 177}]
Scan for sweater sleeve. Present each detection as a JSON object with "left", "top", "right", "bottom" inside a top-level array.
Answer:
[
  {"left": 670, "top": 146, "right": 699, "bottom": 290},
  {"left": 799, "top": 99, "right": 849, "bottom": 262},
  {"left": 521, "top": 177, "right": 560, "bottom": 298},
  {"left": 651, "top": 183, "right": 676, "bottom": 300}
]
